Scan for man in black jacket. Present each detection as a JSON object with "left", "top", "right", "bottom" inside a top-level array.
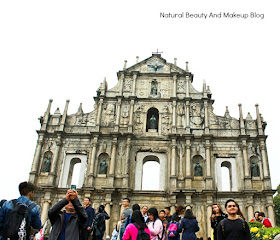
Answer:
[{"left": 48, "top": 189, "right": 87, "bottom": 240}]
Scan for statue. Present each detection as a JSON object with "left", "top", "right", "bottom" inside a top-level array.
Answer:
[
  {"left": 99, "top": 159, "right": 108, "bottom": 174},
  {"left": 150, "top": 115, "right": 157, "bottom": 129},
  {"left": 42, "top": 155, "right": 51, "bottom": 173},
  {"left": 151, "top": 85, "right": 157, "bottom": 96},
  {"left": 194, "top": 162, "right": 203, "bottom": 176},
  {"left": 251, "top": 161, "right": 260, "bottom": 177}
]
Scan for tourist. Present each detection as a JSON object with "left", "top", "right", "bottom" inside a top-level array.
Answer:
[
  {"left": 141, "top": 206, "right": 149, "bottom": 223},
  {"left": 166, "top": 215, "right": 181, "bottom": 240},
  {"left": 171, "top": 206, "right": 185, "bottom": 221},
  {"left": 217, "top": 199, "right": 251, "bottom": 240},
  {"left": 159, "top": 210, "right": 166, "bottom": 222},
  {"left": 82, "top": 197, "right": 96, "bottom": 240},
  {"left": 94, "top": 205, "right": 110, "bottom": 240},
  {"left": 120, "top": 198, "right": 132, "bottom": 240},
  {"left": 211, "top": 203, "right": 227, "bottom": 240},
  {"left": 147, "top": 208, "right": 164, "bottom": 240},
  {"left": 48, "top": 189, "right": 88, "bottom": 240},
  {"left": 250, "top": 211, "right": 260, "bottom": 222},
  {"left": 123, "top": 210, "right": 151, "bottom": 240},
  {"left": 0, "top": 181, "right": 41, "bottom": 239},
  {"left": 164, "top": 207, "right": 172, "bottom": 222},
  {"left": 125, "top": 204, "right": 141, "bottom": 227},
  {"left": 178, "top": 209, "right": 199, "bottom": 240},
  {"left": 258, "top": 212, "right": 272, "bottom": 227}
]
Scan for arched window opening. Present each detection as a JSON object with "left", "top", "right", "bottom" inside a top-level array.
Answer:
[
  {"left": 41, "top": 151, "right": 53, "bottom": 173},
  {"left": 146, "top": 108, "right": 159, "bottom": 132},
  {"left": 192, "top": 155, "right": 204, "bottom": 177},
  {"left": 98, "top": 153, "right": 110, "bottom": 175},
  {"left": 67, "top": 158, "right": 81, "bottom": 188},
  {"left": 221, "top": 161, "right": 232, "bottom": 191},
  {"left": 142, "top": 157, "right": 160, "bottom": 190}
]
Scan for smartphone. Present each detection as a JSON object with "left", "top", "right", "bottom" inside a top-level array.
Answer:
[{"left": 70, "top": 184, "right": 76, "bottom": 190}]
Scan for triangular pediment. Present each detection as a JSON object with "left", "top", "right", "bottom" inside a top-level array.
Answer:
[{"left": 125, "top": 54, "right": 186, "bottom": 74}]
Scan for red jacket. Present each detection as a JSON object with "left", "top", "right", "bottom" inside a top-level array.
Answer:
[{"left": 262, "top": 218, "right": 272, "bottom": 227}]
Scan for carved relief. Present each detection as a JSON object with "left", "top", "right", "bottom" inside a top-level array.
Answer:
[
  {"left": 123, "top": 78, "right": 132, "bottom": 92},
  {"left": 139, "top": 81, "right": 146, "bottom": 97},
  {"left": 177, "top": 103, "right": 185, "bottom": 127},
  {"left": 133, "top": 105, "right": 144, "bottom": 134},
  {"left": 161, "top": 105, "right": 171, "bottom": 135},
  {"left": 87, "top": 104, "right": 97, "bottom": 126},
  {"left": 177, "top": 80, "right": 185, "bottom": 93},
  {"left": 208, "top": 105, "right": 219, "bottom": 127},
  {"left": 117, "top": 144, "right": 125, "bottom": 175},
  {"left": 161, "top": 82, "right": 171, "bottom": 98},
  {"left": 190, "top": 103, "right": 204, "bottom": 128},
  {"left": 102, "top": 103, "right": 116, "bottom": 127},
  {"left": 121, "top": 105, "right": 129, "bottom": 125},
  {"left": 147, "top": 59, "right": 164, "bottom": 73}
]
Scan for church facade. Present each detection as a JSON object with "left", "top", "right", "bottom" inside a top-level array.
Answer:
[{"left": 29, "top": 54, "right": 275, "bottom": 238}]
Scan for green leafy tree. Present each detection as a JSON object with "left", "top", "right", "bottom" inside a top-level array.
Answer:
[{"left": 274, "top": 184, "right": 280, "bottom": 226}]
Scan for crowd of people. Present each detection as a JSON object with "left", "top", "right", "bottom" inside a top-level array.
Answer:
[{"left": 0, "top": 181, "right": 275, "bottom": 240}]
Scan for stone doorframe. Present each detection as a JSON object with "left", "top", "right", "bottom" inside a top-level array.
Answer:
[
  {"left": 134, "top": 152, "right": 167, "bottom": 191},
  {"left": 58, "top": 153, "right": 87, "bottom": 188},
  {"left": 215, "top": 158, "right": 238, "bottom": 191}
]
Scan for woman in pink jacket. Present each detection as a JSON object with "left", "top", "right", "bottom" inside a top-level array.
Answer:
[
  {"left": 123, "top": 210, "right": 151, "bottom": 240},
  {"left": 147, "top": 208, "right": 164, "bottom": 240}
]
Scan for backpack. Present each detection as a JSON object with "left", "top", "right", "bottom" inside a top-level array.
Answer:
[
  {"left": 133, "top": 223, "right": 150, "bottom": 240},
  {"left": 167, "top": 222, "right": 178, "bottom": 238},
  {"left": 3, "top": 199, "right": 36, "bottom": 240}
]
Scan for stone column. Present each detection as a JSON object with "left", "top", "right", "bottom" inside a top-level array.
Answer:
[
  {"left": 185, "top": 138, "right": 192, "bottom": 189},
  {"left": 204, "top": 101, "right": 209, "bottom": 134},
  {"left": 96, "top": 98, "right": 104, "bottom": 128},
  {"left": 170, "top": 138, "right": 177, "bottom": 190},
  {"left": 48, "top": 135, "right": 62, "bottom": 186},
  {"left": 128, "top": 99, "right": 135, "bottom": 133},
  {"left": 119, "top": 73, "right": 125, "bottom": 96},
  {"left": 172, "top": 101, "right": 177, "bottom": 133},
  {"left": 207, "top": 205, "right": 212, "bottom": 238},
  {"left": 29, "top": 134, "right": 44, "bottom": 183},
  {"left": 239, "top": 104, "right": 246, "bottom": 135},
  {"left": 108, "top": 138, "right": 118, "bottom": 187},
  {"left": 105, "top": 203, "right": 111, "bottom": 236},
  {"left": 185, "top": 76, "right": 190, "bottom": 98},
  {"left": 259, "top": 139, "right": 271, "bottom": 189},
  {"left": 205, "top": 139, "right": 212, "bottom": 189},
  {"left": 87, "top": 136, "right": 98, "bottom": 186},
  {"left": 41, "top": 99, "right": 53, "bottom": 131},
  {"left": 114, "top": 98, "right": 122, "bottom": 132},
  {"left": 123, "top": 137, "right": 131, "bottom": 187},
  {"left": 255, "top": 104, "right": 264, "bottom": 135},
  {"left": 185, "top": 100, "right": 190, "bottom": 134},
  {"left": 241, "top": 139, "right": 251, "bottom": 189},
  {"left": 58, "top": 100, "right": 70, "bottom": 132},
  {"left": 132, "top": 73, "right": 137, "bottom": 96},
  {"left": 173, "top": 74, "right": 177, "bottom": 97},
  {"left": 268, "top": 205, "right": 275, "bottom": 227},
  {"left": 41, "top": 200, "right": 51, "bottom": 224},
  {"left": 247, "top": 205, "right": 254, "bottom": 221}
]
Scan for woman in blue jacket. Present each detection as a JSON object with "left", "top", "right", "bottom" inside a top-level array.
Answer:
[{"left": 178, "top": 209, "right": 199, "bottom": 240}]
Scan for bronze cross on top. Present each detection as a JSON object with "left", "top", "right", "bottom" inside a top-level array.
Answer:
[{"left": 152, "top": 49, "right": 163, "bottom": 54}]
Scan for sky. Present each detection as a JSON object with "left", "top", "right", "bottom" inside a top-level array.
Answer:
[{"left": 0, "top": 0, "right": 279, "bottom": 200}]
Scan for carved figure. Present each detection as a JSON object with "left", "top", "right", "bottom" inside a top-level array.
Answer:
[
  {"left": 251, "top": 161, "right": 260, "bottom": 177},
  {"left": 42, "top": 156, "right": 51, "bottom": 172},
  {"left": 150, "top": 115, "right": 157, "bottom": 129},
  {"left": 99, "top": 159, "right": 108, "bottom": 174},
  {"left": 151, "top": 85, "right": 157, "bottom": 96},
  {"left": 194, "top": 162, "right": 203, "bottom": 176}
]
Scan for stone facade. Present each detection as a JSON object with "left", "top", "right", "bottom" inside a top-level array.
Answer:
[{"left": 29, "top": 54, "right": 275, "bottom": 239}]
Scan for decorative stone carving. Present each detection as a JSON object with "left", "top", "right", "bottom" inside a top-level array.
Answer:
[
  {"left": 161, "top": 82, "right": 171, "bottom": 98},
  {"left": 134, "top": 105, "right": 144, "bottom": 134},
  {"left": 121, "top": 105, "right": 129, "bottom": 125},
  {"left": 117, "top": 145, "right": 125, "bottom": 175},
  {"left": 161, "top": 105, "right": 171, "bottom": 135},
  {"left": 139, "top": 81, "right": 146, "bottom": 97},
  {"left": 177, "top": 103, "right": 185, "bottom": 127},
  {"left": 87, "top": 104, "right": 97, "bottom": 126},
  {"left": 147, "top": 59, "right": 164, "bottom": 73},
  {"left": 124, "top": 78, "right": 132, "bottom": 92},
  {"left": 103, "top": 103, "right": 116, "bottom": 126},
  {"left": 190, "top": 103, "right": 204, "bottom": 128},
  {"left": 177, "top": 80, "right": 185, "bottom": 93}
]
